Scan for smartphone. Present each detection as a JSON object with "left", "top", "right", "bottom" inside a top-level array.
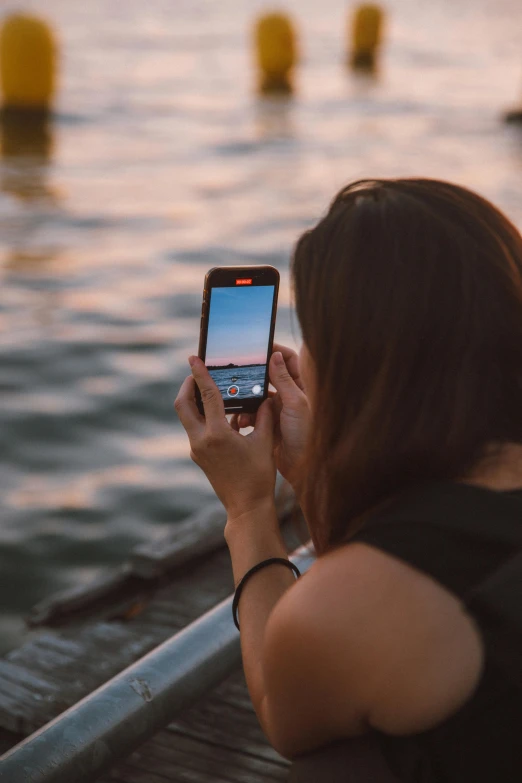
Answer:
[{"left": 196, "top": 265, "right": 280, "bottom": 415}]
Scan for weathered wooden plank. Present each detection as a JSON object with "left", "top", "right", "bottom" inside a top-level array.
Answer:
[
  {"left": 28, "top": 564, "right": 136, "bottom": 627},
  {"left": 213, "top": 669, "right": 249, "bottom": 690},
  {"left": 112, "top": 748, "right": 248, "bottom": 783},
  {"left": 166, "top": 726, "right": 285, "bottom": 770},
  {"left": 147, "top": 730, "right": 290, "bottom": 779},
  {"left": 0, "top": 680, "right": 68, "bottom": 735},
  {"left": 134, "top": 607, "right": 194, "bottom": 627},
  {"left": 0, "top": 534, "right": 238, "bottom": 734},
  {"left": 176, "top": 666, "right": 261, "bottom": 719},
  {"left": 177, "top": 700, "right": 271, "bottom": 753},
  {"left": 6, "top": 644, "right": 99, "bottom": 693},
  {"left": 208, "top": 693, "right": 256, "bottom": 713},
  {"left": 213, "top": 673, "right": 255, "bottom": 701},
  {"left": 101, "top": 763, "right": 177, "bottom": 783},
  {"left": 8, "top": 641, "right": 73, "bottom": 669},
  {"left": 25, "top": 488, "right": 299, "bottom": 632},
  {"left": 25, "top": 493, "right": 302, "bottom": 637},
  {"left": 139, "top": 592, "right": 226, "bottom": 618},
  {"left": 146, "top": 598, "right": 219, "bottom": 615},
  {"left": 73, "top": 623, "right": 160, "bottom": 663},
  {"left": 0, "top": 658, "right": 59, "bottom": 694},
  {"left": 7, "top": 644, "right": 84, "bottom": 681},
  {"left": 130, "top": 502, "right": 229, "bottom": 579},
  {"left": 167, "top": 714, "right": 281, "bottom": 764},
  {"left": 158, "top": 570, "right": 234, "bottom": 598},
  {"left": 0, "top": 681, "right": 36, "bottom": 734},
  {"left": 6, "top": 652, "right": 107, "bottom": 708},
  {"left": 0, "top": 623, "right": 165, "bottom": 734},
  {"left": 1, "top": 591, "right": 224, "bottom": 735},
  {"left": 126, "top": 607, "right": 188, "bottom": 629},
  {"left": 127, "top": 621, "right": 183, "bottom": 640},
  {"left": 0, "top": 670, "right": 72, "bottom": 734},
  {"left": 76, "top": 621, "right": 145, "bottom": 644},
  {"left": 130, "top": 478, "right": 296, "bottom": 580},
  {"left": 26, "top": 631, "right": 86, "bottom": 657},
  {"left": 213, "top": 680, "right": 253, "bottom": 701},
  {"left": 167, "top": 721, "right": 280, "bottom": 763},
  {"left": 106, "top": 758, "right": 230, "bottom": 783},
  {"left": 0, "top": 726, "right": 24, "bottom": 755},
  {"left": 0, "top": 674, "right": 54, "bottom": 716}
]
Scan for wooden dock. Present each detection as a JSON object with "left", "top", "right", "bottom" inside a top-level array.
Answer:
[
  {"left": 96, "top": 668, "right": 291, "bottom": 783},
  {"left": 0, "top": 494, "right": 305, "bottom": 781}
]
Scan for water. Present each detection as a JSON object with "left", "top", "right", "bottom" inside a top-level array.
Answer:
[
  {"left": 209, "top": 365, "right": 266, "bottom": 400},
  {"left": 2, "top": 0, "right": 522, "bottom": 654}
]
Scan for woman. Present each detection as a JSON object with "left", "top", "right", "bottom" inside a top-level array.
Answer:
[{"left": 175, "top": 178, "right": 522, "bottom": 782}]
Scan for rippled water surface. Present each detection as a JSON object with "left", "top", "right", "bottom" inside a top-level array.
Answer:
[{"left": 2, "top": 0, "right": 522, "bottom": 653}]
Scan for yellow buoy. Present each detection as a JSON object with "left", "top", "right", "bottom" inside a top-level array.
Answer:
[
  {"left": 1, "top": 107, "right": 53, "bottom": 159},
  {"left": 349, "top": 4, "right": 384, "bottom": 71},
  {"left": 254, "top": 13, "right": 297, "bottom": 94},
  {"left": 0, "top": 13, "right": 57, "bottom": 112}
]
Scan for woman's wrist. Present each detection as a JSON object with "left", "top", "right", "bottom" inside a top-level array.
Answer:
[
  {"left": 224, "top": 499, "right": 289, "bottom": 588},
  {"left": 224, "top": 497, "right": 279, "bottom": 542}
]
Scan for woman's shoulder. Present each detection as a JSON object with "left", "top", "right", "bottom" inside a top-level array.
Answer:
[{"left": 273, "top": 540, "right": 485, "bottom": 736}]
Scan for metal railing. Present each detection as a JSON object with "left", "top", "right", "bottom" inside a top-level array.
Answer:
[{"left": 0, "top": 543, "right": 316, "bottom": 783}]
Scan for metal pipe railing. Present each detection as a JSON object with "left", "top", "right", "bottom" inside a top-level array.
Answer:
[{"left": 0, "top": 544, "right": 316, "bottom": 783}]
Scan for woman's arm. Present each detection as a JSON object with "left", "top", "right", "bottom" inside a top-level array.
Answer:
[
  {"left": 224, "top": 501, "right": 297, "bottom": 714},
  {"left": 174, "top": 352, "right": 323, "bottom": 756}
]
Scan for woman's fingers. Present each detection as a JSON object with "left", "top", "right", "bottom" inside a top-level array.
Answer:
[
  {"left": 272, "top": 342, "right": 305, "bottom": 391},
  {"left": 238, "top": 413, "right": 252, "bottom": 428},
  {"left": 237, "top": 392, "right": 277, "bottom": 429},
  {"left": 234, "top": 389, "right": 277, "bottom": 430},
  {"left": 174, "top": 375, "right": 205, "bottom": 440},
  {"left": 272, "top": 342, "right": 297, "bottom": 360},
  {"left": 188, "top": 356, "right": 226, "bottom": 428}
]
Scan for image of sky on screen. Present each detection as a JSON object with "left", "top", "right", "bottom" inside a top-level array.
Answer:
[{"left": 205, "top": 286, "right": 275, "bottom": 366}]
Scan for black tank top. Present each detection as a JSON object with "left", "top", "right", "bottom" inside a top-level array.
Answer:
[{"left": 288, "top": 480, "right": 522, "bottom": 783}]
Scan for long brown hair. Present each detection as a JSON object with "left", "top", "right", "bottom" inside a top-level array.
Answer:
[{"left": 292, "top": 178, "right": 522, "bottom": 555}]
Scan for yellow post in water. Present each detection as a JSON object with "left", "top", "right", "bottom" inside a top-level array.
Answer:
[
  {"left": 349, "top": 4, "right": 384, "bottom": 71},
  {"left": 254, "top": 13, "right": 297, "bottom": 94},
  {"left": 0, "top": 13, "right": 57, "bottom": 113}
]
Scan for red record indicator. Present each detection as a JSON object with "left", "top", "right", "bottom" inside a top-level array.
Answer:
[{"left": 227, "top": 385, "right": 240, "bottom": 397}]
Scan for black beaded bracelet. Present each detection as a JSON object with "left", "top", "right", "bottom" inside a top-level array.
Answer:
[{"left": 232, "top": 557, "right": 301, "bottom": 631}]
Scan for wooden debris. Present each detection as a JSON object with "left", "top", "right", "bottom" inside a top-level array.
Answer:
[
  {"left": 26, "top": 479, "right": 298, "bottom": 628},
  {"left": 27, "top": 563, "right": 138, "bottom": 627},
  {"left": 130, "top": 477, "right": 297, "bottom": 579},
  {"left": 130, "top": 501, "right": 228, "bottom": 579}
]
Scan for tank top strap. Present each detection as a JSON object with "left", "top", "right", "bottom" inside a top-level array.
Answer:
[{"left": 350, "top": 480, "right": 522, "bottom": 598}]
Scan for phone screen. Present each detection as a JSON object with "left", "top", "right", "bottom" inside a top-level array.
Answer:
[{"left": 205, "top": 283, "right": 276, "bottom": 403}]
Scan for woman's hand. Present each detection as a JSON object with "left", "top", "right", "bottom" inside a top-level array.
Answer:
[
  {"left": 174, "top": 356, "right": 276, "bottom": 522},
  {"left": 232, "top": 343, "right": 311, "bottom": 491}
]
